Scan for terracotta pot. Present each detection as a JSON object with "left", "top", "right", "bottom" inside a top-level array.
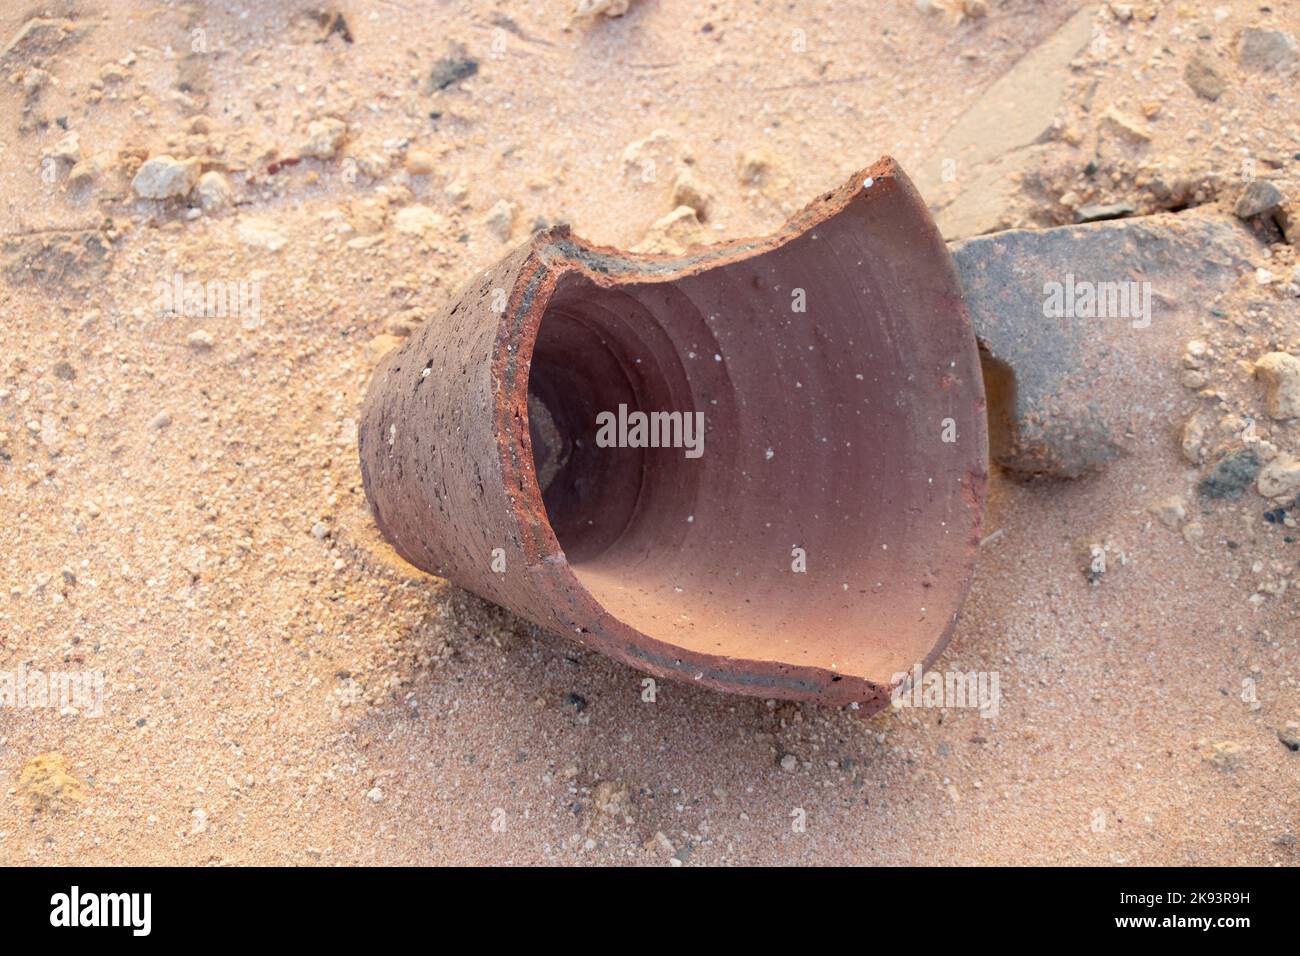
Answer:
[{"left": 359, "top": 157, "right": 987, "bottom": 711}]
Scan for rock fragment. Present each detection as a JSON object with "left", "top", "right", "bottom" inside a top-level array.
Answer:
[
  {"left": 1204, "top": 740, "right": 1243, "bottom": 771},
  {"left": 1184, "top": 54, "right": 1228, "bottom": 100},
  {"left": 67, "top": 160, "right": 97, "bottom": 189},
  {"left": 393, "top": 205, "right": 445, "bottom": 237},
  {"left": 428, "top": 45, "right": 478, "bottom": 91},
  {"left": 17, "top": 753, "right": 86, "bottom": 811},
  {"left": 302, "top": 117, "right": 348, "bottom": 160},
  {"left": 444, "top": 178, "right": 469, "bottom": 205},
  {"left": 1181, "top": 415, "right": 1207, "bottom": 464},
  {"left": 1235, "top": 180, "right": 1285, "bottom": 220},
  {"left": 1278, "top": 204, "right": 1299, "bottom": 245},
  {"left": 1149, "top": 496, "right": 1186, "bottom": 529},
  {"left": 1076, "top": 201, "right": 1135, "bottom": 223},
  {"left": 40, "top": 131, "right": 81, "bottom": 166},
  {"left": 1278, "top": 723, "right": 1300, "bottom": 752},
  {"left": 630, "top": 206, "right": 707, "bottom": 255},
  {"left": 1198, "top": 449, "right": 1260, "bottom": 501},
  {"left": 1254, "top": 352, "right": 1300, "bottom": 420},
  {"left": 646, "top": 830, "right": 675, "bottom": 856},
  {"left": 622, "top": 130, "right": 687, "bottom": 183},
  {"left": 1258, "top": 456, "right": 1300, "bottom": 503},
  {"left": 483, "top": 199, "right": 516, "bottom": 242},
  {"left": 131, "top": 155, "right": 199, "bottom": 199},
  {"left": 1238, "top": 28, "right": 1299, "bottom": 73},
  {"left": 671, "top": 168, "right": 713, "bottom": 220},
  {"left": 737, "top": 148, "right": 775, "bottom": 186},
  {"left": 575, "top": 0, "right": 631, "bottom": 17},
  {"left": 1100, "top": 106, "right": 1151, "bottom": 144},
  {"left": 405, "top": 150, "right": 436, "bottom": 175},
  {"left": 195, "top": 171, "right": 232, "bottom": 212},
  {"left": 592, "top": 780, "right": 631, "bottom": 819},
  {"left": 354, "top": 149, "right": 390, "bottom": 179}
]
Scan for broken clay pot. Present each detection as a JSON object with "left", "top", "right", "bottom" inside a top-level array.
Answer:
[{"left": 358, "top": 157, "right": 987, "bottom": 711}]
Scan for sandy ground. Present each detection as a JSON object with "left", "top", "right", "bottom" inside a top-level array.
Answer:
[{"left": 0, "top": 0, "right": 1297, "bottom": 865}]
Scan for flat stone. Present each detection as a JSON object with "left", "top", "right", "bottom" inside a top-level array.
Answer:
[
  {"left": 1099, "top": 106, "right": 1151, "bottom": 144},
  {"left": 952, "top": 211, "right": 1254, "bottom": 477},
  {"left": 916, "top": 7, "right": 1095, "bottom": 179},
  {"left": 913, "top": 6, "right": 1098, "bottom": 239},
  {"left": 1076, "top": 201, "right": 1136, "bottom": 223}
]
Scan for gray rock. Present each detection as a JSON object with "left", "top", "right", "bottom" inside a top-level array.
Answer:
[
  {"left": 952, "top": 212, "right": 1254, "bottom": 478},
  {"left": 1197, "top": 449, "right": 1260, "bottom": 500},
  {"left": 1235, "top": 179, "right": 1285, "bottom": 219},
  {"left": 1239, "top": 28, "right": 1299, "bottom": 72},
  {"left": 1076, "top": 201, "right": 1136, "bottom": 223},
  {"left": 428, "top": 44, "right": 478, "bottom": 91}
]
